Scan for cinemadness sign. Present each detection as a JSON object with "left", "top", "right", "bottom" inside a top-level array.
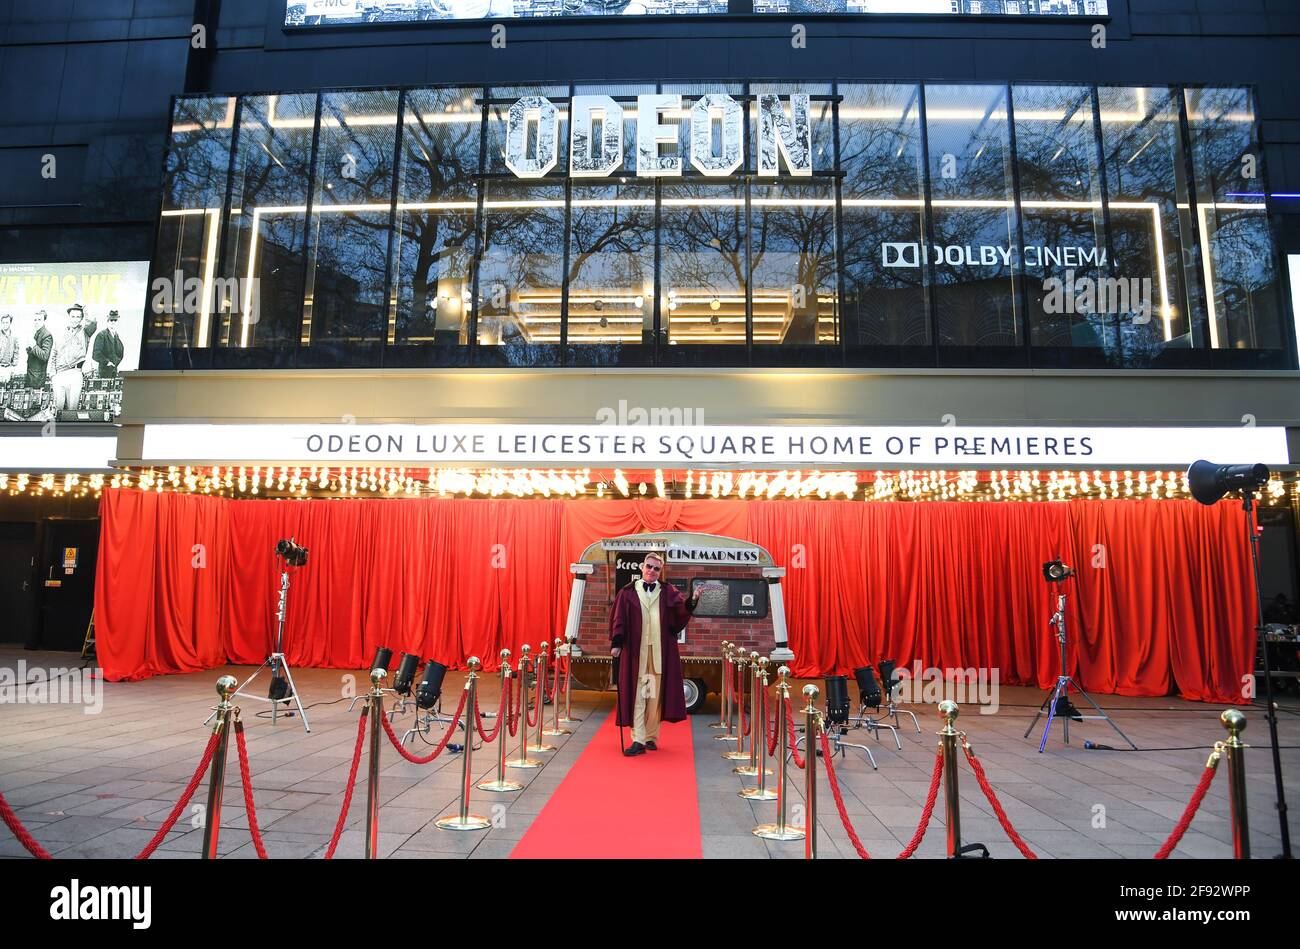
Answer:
[{"left": 139, "top": 424, "right": 1291, "bottom": 467}]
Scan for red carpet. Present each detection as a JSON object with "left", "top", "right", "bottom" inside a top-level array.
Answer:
[{"left": 510, "top": 708, "right": 702, "bottom": 859}]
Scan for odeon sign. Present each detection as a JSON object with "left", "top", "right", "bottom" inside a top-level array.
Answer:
[{"left": 505, "top": 93, "right": 813, "bottom": 179}]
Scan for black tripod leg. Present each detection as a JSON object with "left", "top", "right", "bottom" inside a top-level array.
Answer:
[
  {"left": 1023, "top": 685, "right": 1054, "bottom": 739},
  {"left": 1073, "top": 682, "right": 1138, "bottom": 750}
]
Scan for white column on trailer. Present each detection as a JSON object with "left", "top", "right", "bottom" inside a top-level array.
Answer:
[
  {"left": 764, "top": 566, "right": 794, "bottom": 662},
  {"left": 565, "top": 563, "right": 595, "bottom": 656}
]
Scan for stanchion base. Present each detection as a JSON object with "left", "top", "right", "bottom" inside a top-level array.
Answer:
[
  {"left": 435, "top": 814, "right": 492, "bottom": 831},
  {"left": 722, "top": 749, "right": 750, "bottom": 760},
  {"left": 558, "top": 716, "right": 582, "bottom": 724},
  {"left": 477, "top": 778, "right": 524, "bottom": 793},
  {"left": 754, "top": 823, "right": 806, "bottom": 841},
  {"left": 714, "top": 733, "right": 739, "bottom": 742},
  {"left": 707, "top": 722, "right": 727, "bottom": 729},
  {"left": 733, "top": 766, "right": 772, "bottom": 777},
  {"left": 542, "top": 727, "right": 571, "bottom": 736},
  {"left": 528, "top": 742, "right": 558, "bottom": 753},
  {"left": 507, "top": 757, "right": 543, "bottom": 769},
  {"left": 739, "top": 787, "right": 779, "bottom": 801}
]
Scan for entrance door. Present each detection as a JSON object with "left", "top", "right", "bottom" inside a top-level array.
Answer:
[
  {"left": 37, "top": 519, "right": 100, "bottom": 652},
  {"left": 0, "top": 522, "right": 38, "bottom": 645}
]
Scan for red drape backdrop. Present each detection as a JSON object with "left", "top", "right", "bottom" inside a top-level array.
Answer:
[{"left": 94, "top": 490, "right": 1254, "bottom": 702}]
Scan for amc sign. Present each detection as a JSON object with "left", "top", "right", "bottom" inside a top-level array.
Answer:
[{"left": 505, "top": 93, "right": 813, "bottom": 180}]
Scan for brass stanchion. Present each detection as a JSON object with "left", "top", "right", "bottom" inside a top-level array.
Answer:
[
  {"left": 201, "top": 675, "right": 238, "bottom": 860},
  {"left": 480, "top": 649, "right": 523, "bottom": 793},
  {"left": 740, "top": 658, "right": 777, "bottom": 796},
  {"left": 363, "top": 668, "right": 386, "bottom": 858},
  {"left": 803, "top": 684, "right": 821, "bottom": 860},
  {"left": 754, "top": 667, "right": 805, "bottom": 839},
  {"left": 544, "top": 638, "right": 571, "bottom": 736},
  {"left": 436, "top": 658, "right": 491, "bottom": 831},
  {"left": 735, "top": 654, "right": 771, "bottom": 777},
  {"left": 508, "top": 646, "right": 541, "bottom": 769},
  {"left": 709, "top": 641, "right": 731, "bottom": 729},
  {"left": 530, "top": 642, "right": 557, "bottom": 753},
  {"left": 560, "top": 635, "right": 581, "bottom": 725},
  {"left": 1222, "top": 709, "right": 1250, "bottom": 859},
  {"left": 723, "top": 650, "right": 751, "bottom": 760},
  {"left": 939, "top": 699, "right": 961, "bottom": 858}
]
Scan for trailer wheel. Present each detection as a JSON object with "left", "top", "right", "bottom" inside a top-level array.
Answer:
[{"left": 683, "top": 677, "right": 708, "bottom": 714}]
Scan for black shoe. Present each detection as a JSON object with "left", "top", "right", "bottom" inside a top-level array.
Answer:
[
  {"left": 645, "top": 740, "right": 658, "bottom": 751},
  {"left": 624, "top": 742, "right": 646, "bottom": 756}
]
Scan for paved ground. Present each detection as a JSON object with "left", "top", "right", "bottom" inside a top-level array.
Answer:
[{"left": 1, "top": 647, "right": 1296, "bottom": 859}]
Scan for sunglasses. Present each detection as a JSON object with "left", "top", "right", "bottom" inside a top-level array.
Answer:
[{"left": 643, "top": 563, "right": 662, "bottom": 572}]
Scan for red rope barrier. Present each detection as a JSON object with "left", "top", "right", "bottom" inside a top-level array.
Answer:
[
  {"left": 474, "top": 678, "right": 509, "bottom": 743},
  {"left": 526, "top": 678, "right": 540, "bottom": 728},
  {"left": 380, "top": 688, "right": 468, "bottom": 764},
  {"left": 961, "top": 742, "right": 1038, "bottom": 859},
  {"left": 819, "top": 729, "right": 871, "bottom": 859},
  {"left": 324, "top": 708, "right": 368, "bottom": 860},
  {"left": 738, "top": 670, "right": 750, "bottom": 738},
  {"left": 234, "top": 721, "right": 269, "bottom": 860},
  {"left": 0, "top": 790, "right": 53, "bottom": 859},
  {"left": 134, "top": 728, "right": 222, "bottom": 860},
  {"left": 1153, "top": 757, "right": 1221, "bottom": 859},
  {"left": 896, "top": 751, "right": 944, "bottom": 860},
  {"left": 766, "top": 690, "right": 779, "bottom": 758},
  {"left": 507, "top": 672, "right": 519, "bottom": 737},
  {"left": 784, "top": 698, "right": 805, "bottom": 770}
]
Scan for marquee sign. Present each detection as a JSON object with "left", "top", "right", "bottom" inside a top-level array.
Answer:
[
  {"left": 138, "top": 423, "right": 1292, "bottom": 468},
  {"left": 507, "top": 94, "right": 812, "bottom": 179}
]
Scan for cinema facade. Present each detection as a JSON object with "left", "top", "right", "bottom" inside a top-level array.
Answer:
[{"left": 2, "top": 4, "right": 1299, "bottom": 683}]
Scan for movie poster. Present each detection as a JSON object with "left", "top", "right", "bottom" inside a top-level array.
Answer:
[{"left": 0, "top": 262, "right": 149, "bottom": 423}]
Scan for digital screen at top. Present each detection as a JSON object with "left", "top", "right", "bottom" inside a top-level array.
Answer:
[
  {"left": 286, "top": 0, "right": 727, "bottom": 25},
  {"left": 285, "top": 0, "right": 1105, "bottom": 25}
]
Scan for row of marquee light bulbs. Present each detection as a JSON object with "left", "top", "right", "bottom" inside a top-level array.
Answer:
[{"left": 2, "top": 466, "right": 1292, "bottom": 503}]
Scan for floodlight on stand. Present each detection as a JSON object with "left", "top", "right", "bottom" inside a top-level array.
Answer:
[
  {"left": 371, "top": 647, "right": 393, "bottom": 674},
  {"left": 416, "top": 661, "right": 449, "bottom": 711},
  {"left": 393, "top": 652, "right": 420, "bottom": 697},
  {"left": 1042, "top": 559, "right": 1074, "bottom": 583},
  {"left": 1185, "top": 458, "right": 1291, "bottom": 857},
  {"left": 1187, "top": 460, "right": 1270, "bottom": 505}
]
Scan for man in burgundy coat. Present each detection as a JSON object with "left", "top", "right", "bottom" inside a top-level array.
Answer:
[{"left": 610, "top": 552, "right": 699, "bottom": 756}]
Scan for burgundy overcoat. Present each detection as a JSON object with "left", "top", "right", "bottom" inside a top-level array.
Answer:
[{"left": 608, "top": 581, "right": 691, "bottom": 726}]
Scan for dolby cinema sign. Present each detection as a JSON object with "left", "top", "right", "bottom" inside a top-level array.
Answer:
[{"left": 504, "top": 93, "right": 813, "bottom": 179}]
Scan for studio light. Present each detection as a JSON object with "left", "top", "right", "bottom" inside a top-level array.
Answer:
[
  {"left": 823, "top": 675, "right": 850, "bottom": 726},
  {"left": 1187, "top": 459, "right": 1270, "bottom": 505},
  {"left": 371, "top": 646, "right": 393, "bottom": 675},
  {"left": 275, "top": 537, "right": 309, "bottom": 567},
  {"left": 393, "top": 652, "right": 420, "bottom": 696},
  {"left": 1041, "top": 559, "right": 1074, "bottom": 583},
  {"left": 416, "top": 660, "right": 449, "bottom": 711}
]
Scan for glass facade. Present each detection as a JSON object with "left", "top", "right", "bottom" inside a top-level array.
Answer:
[{"left": 146, "top": 81, "right": 1292, "bottom": 370}]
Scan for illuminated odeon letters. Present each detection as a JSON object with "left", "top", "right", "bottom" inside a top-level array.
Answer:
[{"left": 510, "top": 92, "right": 814, "bottom": 179}]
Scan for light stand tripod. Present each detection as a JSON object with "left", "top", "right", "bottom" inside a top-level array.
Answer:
[
  {"left": 206, "top": 568, "right": 311, "bottom": 733},
  {"left": 1024, "top": 586, "right": 1135, "bottom": 753}
]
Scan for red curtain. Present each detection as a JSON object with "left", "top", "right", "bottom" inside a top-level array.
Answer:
[{"left": 95, "top": 490, "right": 1254, "bottom": 702}]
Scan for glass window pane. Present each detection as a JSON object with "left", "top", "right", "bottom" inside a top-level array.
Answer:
[
  {"left": 838, "top": 83, "right": 929, "bottom": 353},
  {"left": 1099, "top": 86, "right": 1200, "bottom": 365},
  {"left": 302, "top": 89, "right": 399, "bottom": 358},
  {"left": 1013, "top": 85, "right": 1110, "bottom": 356},
  {"left": 924, "top": 84, "right": 1020, "bottom": 351},
  {"left": 568, "top": 181, "right": 655, "bottom": 350},
  {"left": 566, "top": 82, "right": 657, "bottom": 364},
  {"left": 1185, "top": 87, "right": 1285, "bottom": 357},
  {"left": 661, "top": 181, "right": 747, "bottom": 347},
  {"left": 390, "top": 87, "right": 481, "bottom": 352},
  {"left": 749, "top": 84, "right": 837, "bottom": 353},
  {"left": 147, "top": 96, "right": 236, "bottom": 352},
  {"left": 220, "top": 93, "right": 316, "bottom": 352}
]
